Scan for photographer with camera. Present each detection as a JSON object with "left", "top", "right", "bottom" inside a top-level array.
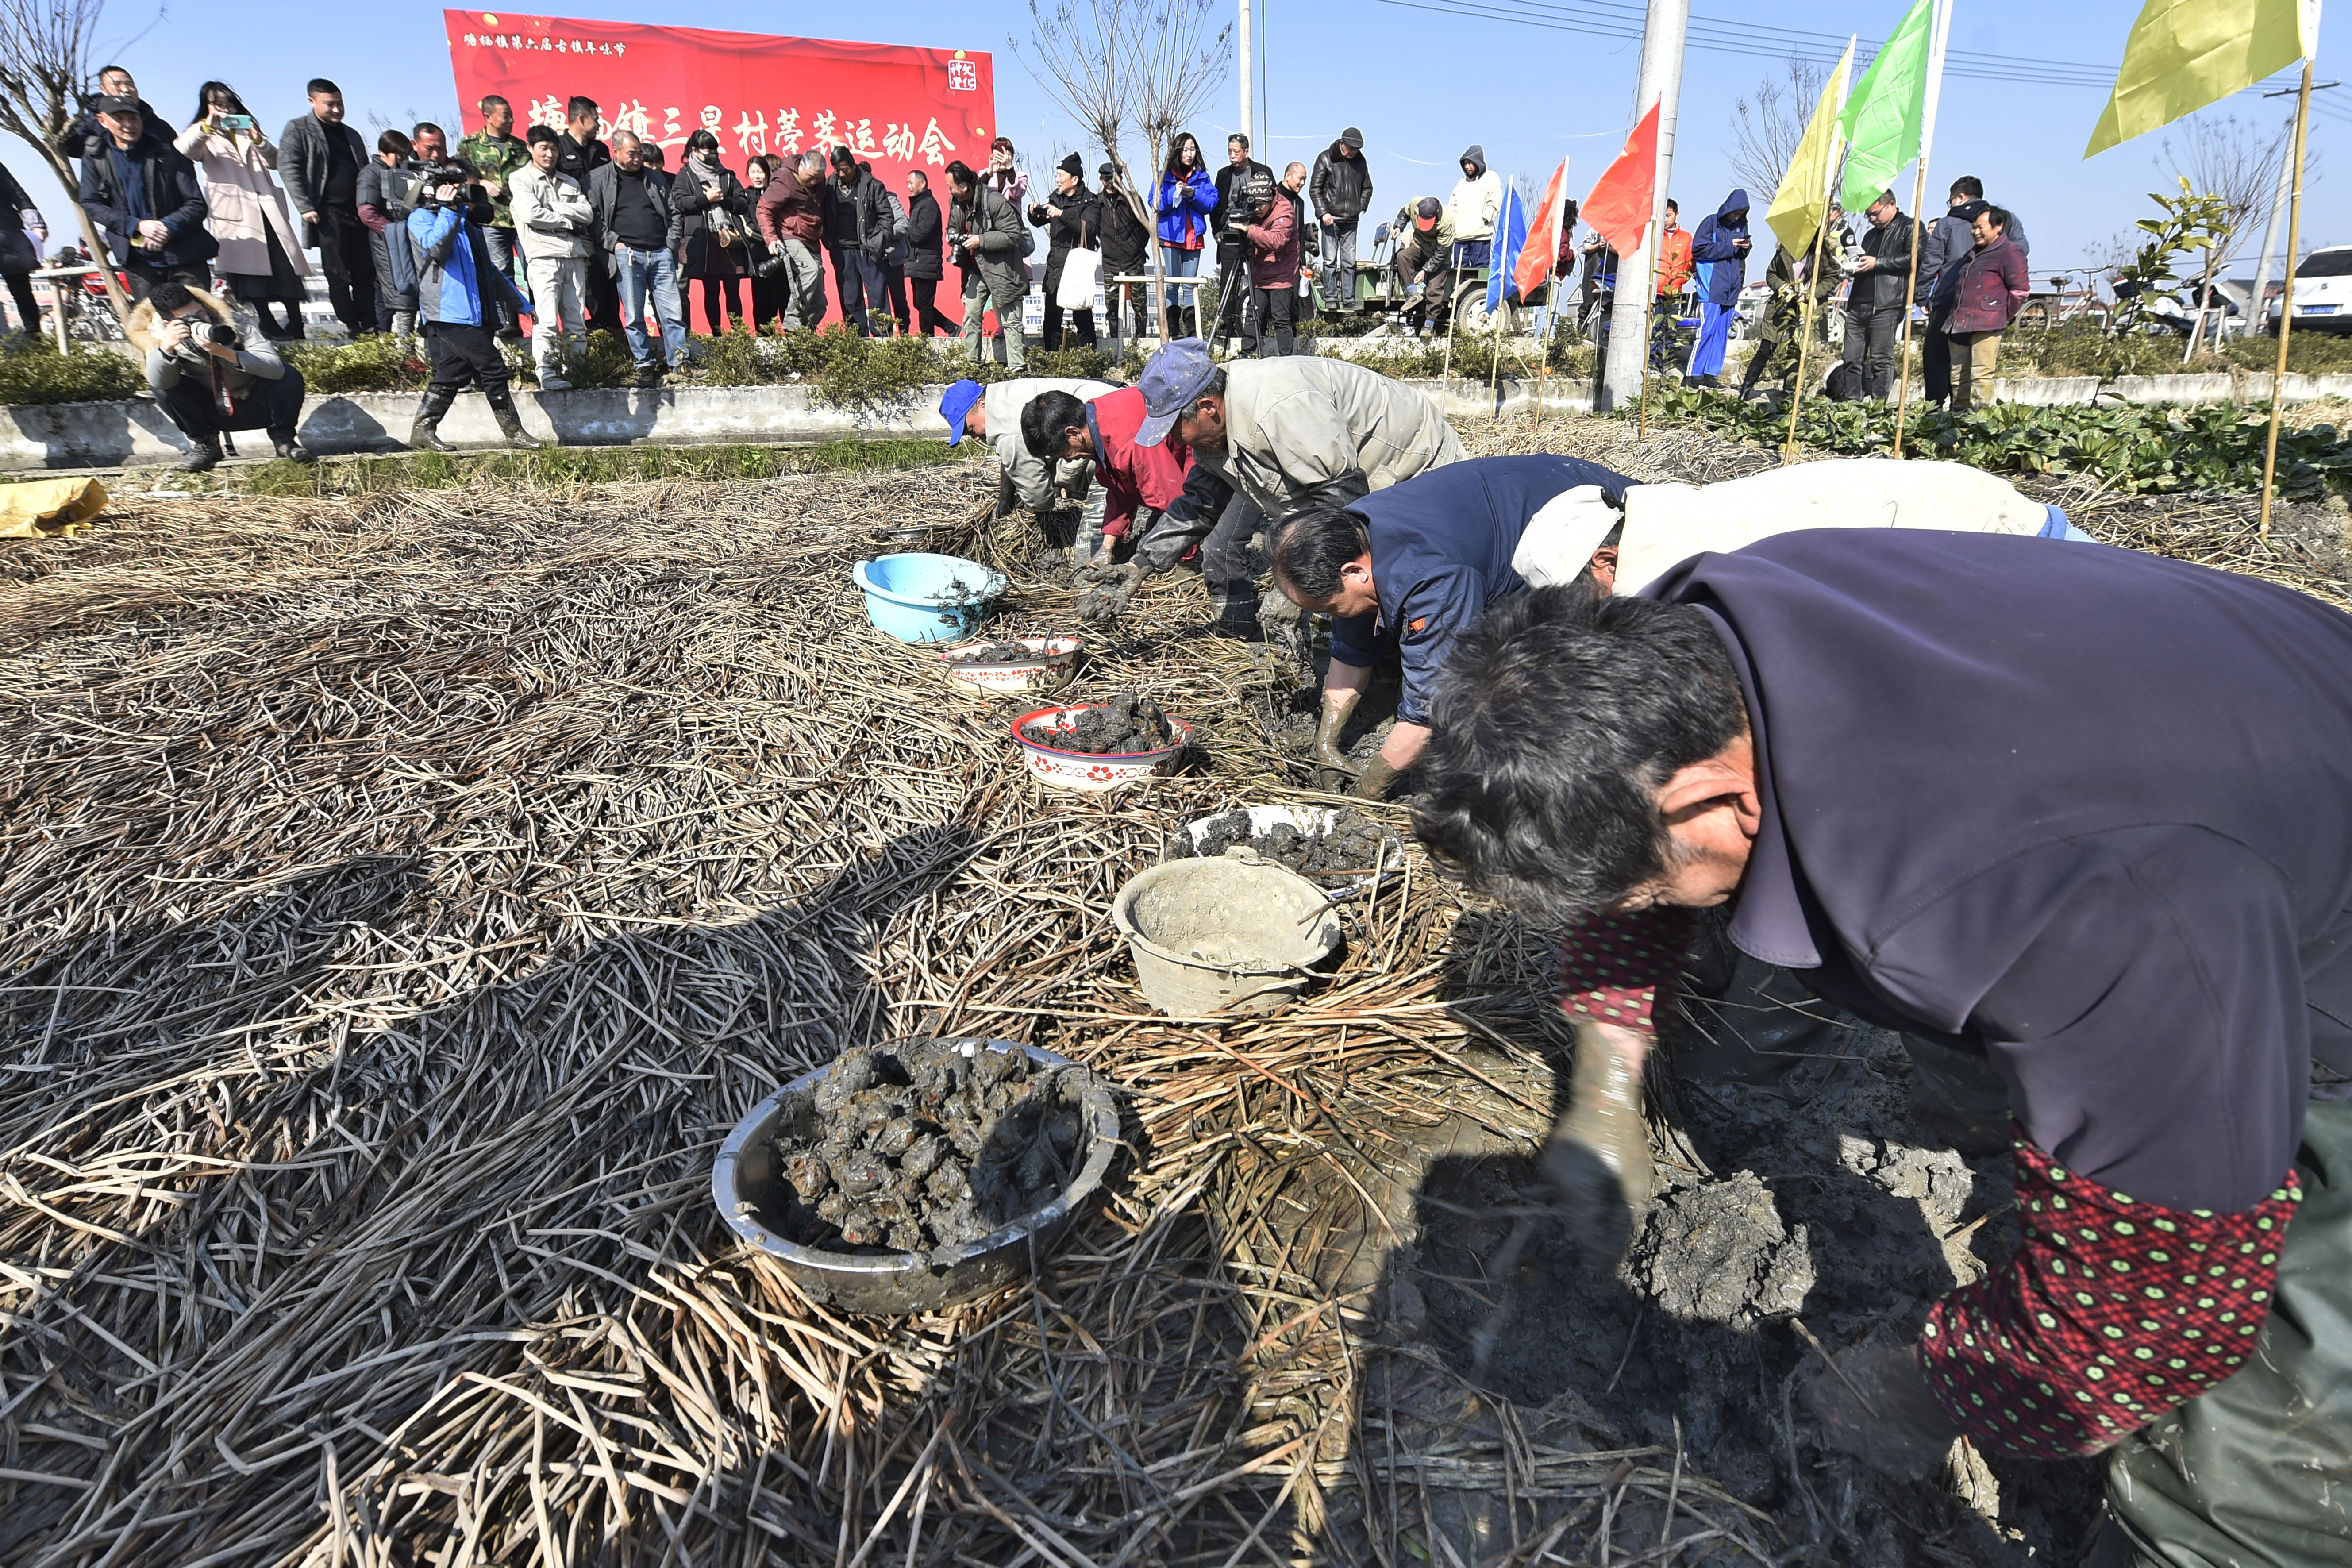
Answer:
[
  {"left": 129, "top": 279, "right": 311, "bottom": 470},
  {"left": 1028, "top": 154, "right": 1099, "bottom": 351},
  {"left": 945, "top": 159, "right": 1027, "bottom": 371},
  {"left": 1238, "top": 169, "right": 1300, "bottom": 358},
  {"left": 753, "top": 149, "right": 828, "bottom": 331},
  {"left": 407, "top": 166, "right": 543, "bottom": 452}
]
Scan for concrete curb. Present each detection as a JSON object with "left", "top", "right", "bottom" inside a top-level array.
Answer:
[{"left": 7, "top": 370, "right": 2352, "bottom": 473}]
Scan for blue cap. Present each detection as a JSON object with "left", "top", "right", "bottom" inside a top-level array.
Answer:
[
  {"left": 1134, "top": 339, "right": 1218, "bottom": 448},
  {"left": 939, "top": 379, "right": 985, "bottom": 444}
]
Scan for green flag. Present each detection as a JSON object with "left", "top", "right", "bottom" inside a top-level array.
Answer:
[
  {"left": 1767, "top": 39, "right": 1855, "bottom": 258},
  {"left": 1839, "top": 0, "right": 1935, "bottom": 214}
]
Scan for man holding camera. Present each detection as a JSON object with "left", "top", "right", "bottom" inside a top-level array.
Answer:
[
  {"left": 1209, "top": 133, "right": 1271, "bottom": 345},
  {"left": 407, "top": 167, "right": 543, "bottom": 451},
  {"left": 943, "top": 159, "right": 1026, "bottom": 371},
  {"left": 129, "top": 280, "right": 310, "bottom": 470},
  {"left": 77, "top": 96, "right": 215, "bottom": 301}
]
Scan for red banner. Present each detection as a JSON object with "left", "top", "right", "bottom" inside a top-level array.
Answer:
[{"left": 443, "top": 10, "right": 997, "bottom": 328}]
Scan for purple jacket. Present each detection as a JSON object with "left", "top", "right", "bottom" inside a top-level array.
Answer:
[{"left": 1939, "top": 233, "right": 2027, "bottom": 334}]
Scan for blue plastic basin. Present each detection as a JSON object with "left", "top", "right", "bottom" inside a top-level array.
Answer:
[{"left": 853, "top": 553, "right": 1009, "bottom": 642}]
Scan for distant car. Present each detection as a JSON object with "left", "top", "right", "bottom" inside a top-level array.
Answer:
[{"left": 2273, "top": 245, "right": 2352, "bottom": 333}]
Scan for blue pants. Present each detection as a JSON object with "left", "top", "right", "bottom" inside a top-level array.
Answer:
[
  {"left": 1690, "top": 301, "right": 1736, "bottom": 378},
  {"left": 614, "top": 243, "right": 687, "bottom": 369}
]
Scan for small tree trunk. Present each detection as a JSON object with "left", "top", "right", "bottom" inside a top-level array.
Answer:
[{"left": 2183, "top": 249, "right": 2219, "bottom": 363}]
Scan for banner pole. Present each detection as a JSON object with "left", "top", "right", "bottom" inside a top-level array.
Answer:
[
  {"left": 1782, "top": 212, "right": 1833, "bottom": 461},
  {"left": 2261, "top": 56, "right": 2315, "bottom": 543},
  {"left": 1639, "top": 218, "right": 1661, "bottom": 439},
  {"left": 1891, "top": 158, "right": 1930, "bottom": 457},
  {"left": 1896, "top": 0, "right": 1953, "bottom": 457}
]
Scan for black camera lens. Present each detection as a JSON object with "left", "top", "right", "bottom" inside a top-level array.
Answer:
[{"left": 203, "top": 322, "right": 236, "bottom": 346}]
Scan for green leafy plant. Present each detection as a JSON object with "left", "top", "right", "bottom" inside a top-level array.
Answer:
[
  {"left": 2109, "top": 179, "right": 2233, "bottom": 338},
  {"left": 0, "top": 336, "right": 148, "bottom": 406}
]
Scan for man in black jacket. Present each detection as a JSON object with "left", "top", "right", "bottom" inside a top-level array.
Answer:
[
  {"left": 60, "top": 65, "right": 158, "bottom": 166},
  {"left": 77, "top": 98, "right": 215, "bottom": 300},
  {"left": 1098, "top": 162, "right": 1151, "bottom": 341},
  {"left": 279, "top": 79, "right": 374, "bottom": 333},
  {"left": 903, "top": 170, "right": 951, "bottom": 336},
  {"left": 555, "top": 97, "right": 618, "bottom": 338},
  {"left": 586, "top": 132, "right": 683, "bottom": 386},
  {"left": 1309, "top": 128, "right": 1372, "bottom": 316},
  {"left": 1210, "top": 133, "right": 1272, "bottom": 343},
  {"left": 823, "top": 145, "right": 891, "bottom": 335},
  {"left": 1839, "top": 189, "right": 1914, "bottom": 399},
  {"left": 1029, "top": 153, "right": 1100, "bottom": 350}
]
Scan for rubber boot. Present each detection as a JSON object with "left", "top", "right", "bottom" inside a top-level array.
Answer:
[
  {"left": 486, "top": 387, "right": 545, "bottom": 450},
  {"left": 1543, "top": 1021, "right": 1655, "bottom": 1267},
  {"left": 1312, "top": 693, "right": 1358, "bottom": 790},
  {"left": 408, "top": 386, "right": 458, "bottom": 453}
]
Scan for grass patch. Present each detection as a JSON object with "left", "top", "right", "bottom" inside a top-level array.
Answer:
[
  {"left": 0, "top": 337, "right": 148, "bottom": 406},
  {"left": 1322, "top": 326, "right": 1597, "bottom": 381},
  {"left": 230, "top": 437, "right": 965, "bottom": 497}
]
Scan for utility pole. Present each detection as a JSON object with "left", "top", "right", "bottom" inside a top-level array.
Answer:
[
  {"left": 1599, "top": 0, "right": 1692, "bottom": 412},
  {"left": 2248, "top": 119, "right": 2296, "bottom": 342},
  {"left": 1240, "top": 0, "right": 1255, "bottom": 147}
]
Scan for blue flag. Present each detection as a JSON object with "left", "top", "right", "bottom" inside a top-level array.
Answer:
[{"left": 1487, "top": 181, "right": 1528, "bottom": 314}]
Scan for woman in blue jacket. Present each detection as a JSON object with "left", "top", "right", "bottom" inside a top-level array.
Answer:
[{"left": 1154, "top": 131, "right": 1215, "bottom": 339}]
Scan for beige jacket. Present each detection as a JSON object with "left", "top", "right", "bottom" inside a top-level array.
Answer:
[
  {"left": 174, "top": 123, "right": 309, "bottom": 280},
  {"left": 985, "top": 377, "right": 1117, "bottom": 509},
  {"left": 1199, "top": 357, "right": 1466, "bottom": 521},
  {"left": 509, "top": 164, "right": 596, "bottom": 263}
]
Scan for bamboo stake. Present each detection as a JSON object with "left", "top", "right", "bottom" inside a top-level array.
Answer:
[
  {"left": 1780, "top": 211, "right": 1835, "bottom": 461},
  {"left": 1890, "top": 157, "right": 1932, "bottom": 457},
  {"left": 1638, "top": 219, "right": 1662, "bottom": 439},
  {"left": 2261, "top": 57, "right": 2316, "bottom": 543}
]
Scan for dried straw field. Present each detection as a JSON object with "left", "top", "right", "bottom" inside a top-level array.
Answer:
[{"left": 2, "top": 418, "right": 2344, "bottom": 1568}]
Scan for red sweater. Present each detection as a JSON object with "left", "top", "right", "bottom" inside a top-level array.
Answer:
[
  {"left": 1086, "top": 386, "right": 1193, "bottom": 541},
  {"left": 1246, "top": 194, "right": 1301, "bottom": 289}
]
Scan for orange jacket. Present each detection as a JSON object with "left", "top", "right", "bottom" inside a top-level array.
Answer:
[{"left": 1654, "top": 225, "right": 1694, "bottom": 295}]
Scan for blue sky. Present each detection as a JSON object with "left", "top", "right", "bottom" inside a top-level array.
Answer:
[{"left": 6, "top": 0, "right": 2343, "bottom": 283}]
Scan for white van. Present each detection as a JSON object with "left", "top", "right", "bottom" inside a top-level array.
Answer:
[{"left": 2274, "top": 245, "right": 2352, "bottom": 332}]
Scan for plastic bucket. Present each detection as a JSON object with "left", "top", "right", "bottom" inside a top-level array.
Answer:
[
  {"left": 852, "top": 553, "right": 1009, "bottom": 642},
  {"left": 1111, "top": 856, "right": 1342, "bottom": 1016}
]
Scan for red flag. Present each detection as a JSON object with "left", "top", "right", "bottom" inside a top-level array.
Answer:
[
  {"left": 1513, "top": 157, "right": 1572, "bottom": 301},
  {"left": 1582, "top": 100, "right": 1663, "bottom": 260}
]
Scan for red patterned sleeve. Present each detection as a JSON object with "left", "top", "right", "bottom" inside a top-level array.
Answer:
[
  {"left": 1558, "top": 907, "right": 1698, "bottom": 1037},
  {"left": 1917, "top": 1133, "right": 2302, "bottom": 1459}
]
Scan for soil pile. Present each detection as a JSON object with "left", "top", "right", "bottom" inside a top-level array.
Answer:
[
  {"left": 1022, "top": 686, "right": 1174, "bottom": 754},
  {"left": 772, "top": 1041, "right": 1091, "bottom": 1254},
  {"left": 947, "top": 640, "right": 1035, "bottom": 665},
  {"left": 1178, "top": 807, "right": 1393, "bottom": 876}
]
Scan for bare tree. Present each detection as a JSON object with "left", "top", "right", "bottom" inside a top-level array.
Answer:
[
  {"left": 2162, "top": 115, "right": 2303, "bottom": 352},
  {"left": 1727, "top": 55, "right": 1828, "bottom": 204},
  {"left": 0, "top": 0, "right": 138, "bottom": 326},
  {"left": 1016, "top": 0, "right": 1229, "bottom": 332}
]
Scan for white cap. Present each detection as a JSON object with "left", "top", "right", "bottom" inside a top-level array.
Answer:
[{"left": 1511, "top": 485, "right": 1627, "bottom": 590}]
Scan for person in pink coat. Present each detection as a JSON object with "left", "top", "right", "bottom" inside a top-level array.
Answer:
[{"left": 1933, "top": 205, "right": 2029, "bottom": 412}]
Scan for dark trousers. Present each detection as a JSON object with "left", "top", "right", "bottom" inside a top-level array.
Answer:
[
  {"left": 586, "top": 265, "right": 622, "bottom": 339},
  {"left": 1248, "top": 283, "right": 1294, "bottom": 356},
  {"left": 158, "top": 365, "right": 307, "bottom": 443},
  {"left": 749, "top": 269, "right": 782, "bottom": 331},
  {"left": 1042, "top": 298, "right": 1095, "bottom": 350},
  {"left": 697, "top": 274, "right": 744, "bottom": 334},
  {"left": 1922, "top": 319, "right": 1954, "bottom": 405},
  {"left": 1103, "top": 278, "right": 1147, "bottom": 339},
  {"left": 314, "top": 211, "right": 377, "bottom": 335},
  {"left": 124, "top": 258, "right": 212, "bottom": 303},
  {"left": 828, "top": 246, "right": 884, "bottom": 333},
  {"left": 5, "top": 270, "right": 42, "bottom": 334},
  {"left": 908, "top": 275, "right": 953, "bottom": 336},
  {"left": 424, "top": 320, "right": 511, "bottom": 397},
  {"left": 1841, "top": 301, "right": 1907, "bottom": 399},
  {"left": 882, "top": 263, "right": 908, "bottom": 332}
]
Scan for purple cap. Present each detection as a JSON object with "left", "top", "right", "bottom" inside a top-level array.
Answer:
[
  {"left": 1134, "top": 338, "right": 1217, "bottom": 448},
  {"left": 939, "top": 378, "right": 985, "bottom": 444}
]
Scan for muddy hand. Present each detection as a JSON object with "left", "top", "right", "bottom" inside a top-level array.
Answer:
[
  {"left": 1541, "top": 1021, "right": 1655, "bottom": 1265},
  {"left": 1800, "top": 1340, "right": 1961, "bottom": 1480},
  {"left": 1312, "top": 695, "right": 1359, "bottom": 784}
]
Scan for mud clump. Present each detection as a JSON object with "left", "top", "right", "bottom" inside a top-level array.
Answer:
[
  {"left": 948, "top": 641, "right": 1037, "bottom": 666},
  {"left": 770, "top": 1042, "right": 1092, "bottom": 1256},
  {"left": 1022, "top": 686, "right": 1174, "bottom": 754},
  {"left": 1178, "top": 808, "right": 1392, "bottom": 876}
]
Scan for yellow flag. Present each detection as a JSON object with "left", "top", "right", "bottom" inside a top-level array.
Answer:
[
  {"left": 2086, "top": 0, "right": 2321, "bottom": 157},
  {"left": 1767, "top": 39, "right": 1855, "bottom": 258}
]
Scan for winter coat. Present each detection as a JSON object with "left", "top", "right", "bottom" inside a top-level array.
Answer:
[
  {"left": 1688, "top": 189, "right": 1752, "bottom": 309},
  {"left": 1309, "top": 143, "right": 1373, "bottom": 224},
  {"left": 755, "top": 165, "right": 824, "bottom": 250},
  {"left": 0, "top": 161, "right": 39, "bottom": 272},
  {"left": 1086, "top": 385, "right": 1194, "bottom": 540},
  {"left": 1760, "top": 235, "right": 1845, "bottom": 317},
  {"left": 173, "top": 123, "right": 309, "bottom": 281},
  {"left": 1212, "top": 159, "right": 1272, "bottom": 248},
  {"left": 986, "top": 378, "right": 1117, "bottom": 509},
  {"left": 948, "top": 181, "right": 1028, "bottom": 304},
  {"left": 905, "top": 189, "right": 944, "bottom": 280},
  {"left": 1654, "top": 226, "right": 1694, "bottom": 295},
  {"left": 1446, "top": 146, "right": 1502, "bottom": 243},
  {"left": 1918, "top": 200, "right": 2032, "bottom": 307},
  {"left": 586, "top": 162, "right": 682, "bottom": 276},
  {"left": 1393, "top": 201, "right": 1456, "bottom": 263},
  {"left": 1848, "top": 211, "right": 1916, "bottom": 312},
  {"left": 1939, "top": 234, "right": 2029, "bottom": 335},
  {"left": 1155, "top": 166, "right": 1216, "bottom": 249},
  {"left": 674, "top": 157, "right": 754, "bottom": 279},
  {"left": 1032, "top": 184, "right": 1101, "bottom": 293},
  {"left": 1244, "top": 188, "right": 1300, "bottom": 289},
  {"left": 881, "top": 189, "right": 911, "bottom": 268},
  {"left": 1195, "top": 356, "right": 1468, "bottom": 524},
  {"left": 356, "top": 159, "right": 424, "bottom": 305},
  {"left": 454, "top": 130, "right": 531, "bottom": 229},
  {"left": 824, "top": 166, "right": 892, "bottom": 259},
  {"left": 1099, "top": 184, "right": 1150, "bottom": 274},
  {"left": 555, "top": 132, "right": 610, "bottom": 186},
  {"left": 408, "top": 200, "right": 527, "bottom": 327},
  {"left": 980, "top": 166, "right": 1028, "bottom": 218},
  {"left": 277, "top": 112, "right": 370, "bottom": 231},
  {"left": 127, "top": 285, "right": 289, "bottom": 402},
  {"left": 509, "top": 163, "right": 594, "bottom": 263},
  {"left": 78, "top": 134, "right": 215, "bottom": 269}
]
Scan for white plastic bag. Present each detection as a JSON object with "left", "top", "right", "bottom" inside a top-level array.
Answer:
[{"left": 1057, "top": 247, "right": 1102, "bottom": 311}]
